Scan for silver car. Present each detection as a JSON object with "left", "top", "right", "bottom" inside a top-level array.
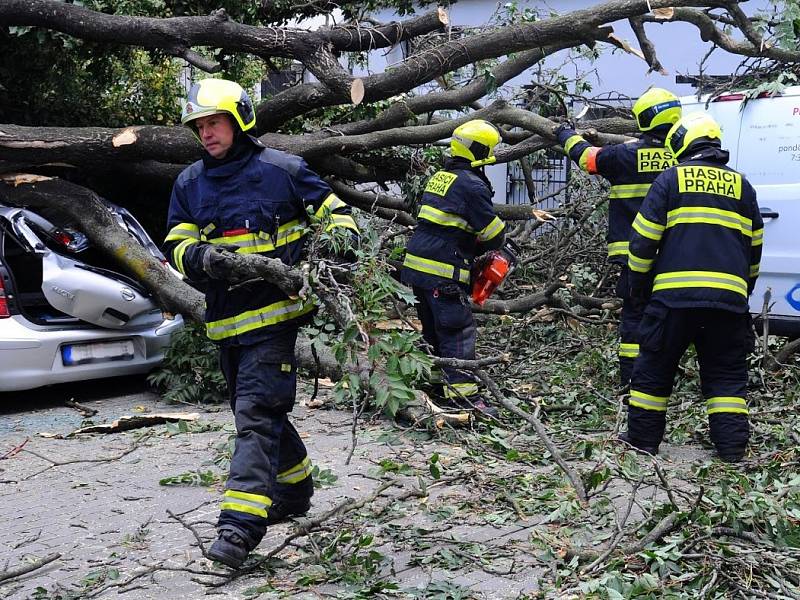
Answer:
[{"left": 0, "top": 201, "right": 183, "bottom": 392}]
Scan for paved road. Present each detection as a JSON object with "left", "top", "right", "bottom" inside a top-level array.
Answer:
[{"left": 0, "top": 377, "right": 544, "bottom": 599}]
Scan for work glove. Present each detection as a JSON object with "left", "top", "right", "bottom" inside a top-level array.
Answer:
[{"left": 200, "top": 244, "right": 239, "bottom": 280}]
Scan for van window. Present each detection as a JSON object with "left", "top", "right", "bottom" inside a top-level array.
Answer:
[{"left": 735, "top": 90, "right": 800, "bottom": 185}]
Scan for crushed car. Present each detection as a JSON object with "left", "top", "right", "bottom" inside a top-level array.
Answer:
[{"left": 0, "top": 200, "right": 183, "bottom": 392}]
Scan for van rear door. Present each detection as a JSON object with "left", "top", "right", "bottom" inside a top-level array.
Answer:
[{"left": 733, "top": 88, "right": 800, "bottom": 335}]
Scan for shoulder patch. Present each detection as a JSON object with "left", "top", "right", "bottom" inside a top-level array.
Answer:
[
  {"left": 258, "top": 147, "right": 302, "bottom": 177},
  {"left": 424, "top": 171, "right": 458, "bottom": 196}
]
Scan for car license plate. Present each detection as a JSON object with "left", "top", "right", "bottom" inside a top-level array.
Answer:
[{"left": 62, "top": 340, "right": 135, "bottom": 366}]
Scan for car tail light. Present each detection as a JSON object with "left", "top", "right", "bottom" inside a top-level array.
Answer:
[
  {"left": 54, "top": 230, "right": 73, "bottom": 246},
  {"left": 0, "top": 276, "right": 9, "bottom": 318}
]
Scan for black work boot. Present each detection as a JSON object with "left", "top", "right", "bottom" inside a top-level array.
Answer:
[
  {"left": 207, "top": 530, "right": 250, "bottom": 569},
  {"left": 266, "top": 474, "right": 314, "bottom": 525},
  {"left": 617, "top": 431, "right": 658, "bottom": 456}
]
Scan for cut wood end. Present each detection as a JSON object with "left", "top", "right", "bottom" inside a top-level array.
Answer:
[
  {"left": 112, "top": 128, "right": 139, "bottom": 147},
  {"left": 652, "top": 7, "right": 675, "bottom": 20},
  {"left": 350, "top": 79, "right": 365, "bottom": 105},
  {"left": 437, "top": 7, "right": 449, "bottom": 25},
  {"left": 0, "top": 173, "right": 54, "bottom": 186}
]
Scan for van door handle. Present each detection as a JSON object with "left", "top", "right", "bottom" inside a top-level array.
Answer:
[{"left": 760, "top": 208, "right": 779, "bottom": 219}]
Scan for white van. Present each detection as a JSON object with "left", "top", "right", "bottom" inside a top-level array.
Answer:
[{"left": 680, "top": 87, "right": 800, "bottom": 337}]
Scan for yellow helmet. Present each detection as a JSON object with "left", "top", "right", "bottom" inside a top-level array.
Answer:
[
  {"left": 632, "top": 87, "right": 682, "bottom": 132},
  {"left": 451, "top": 119, "right": 501, "bottom": 162},
  {"left": 666, "top": 112, "right": 722, "bottom": 160},
  {"left": 181, "top": 78, "right": 256, "bottom": 133}
]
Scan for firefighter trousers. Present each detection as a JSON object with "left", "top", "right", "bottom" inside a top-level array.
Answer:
[
  {"left": 616, "top": 267, "right": 647, "bottom": 387},
  {"left": 628, "top": 302, "right": 751, "bottom": 458},
  {"left": 412, "top": 285, "right": 479, "bottom": 400},
  {"left": 216, "top": 331, "right": 312, "bottom": 548}
]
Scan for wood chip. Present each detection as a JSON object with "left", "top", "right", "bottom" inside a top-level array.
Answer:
[{"left": 350, "top": 79, "right": 365, "bottom": 105}]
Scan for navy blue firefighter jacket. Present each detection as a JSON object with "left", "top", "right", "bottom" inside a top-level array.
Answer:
[
  {"left": 401, "top": 157, "right": 506, "bottom": 291},
  {"left": 164, "top": 145, "right": 358, "bottom": 345},
  {"left": 627, "top": 146, "right": 763, "bottom": 313},
  {"left": 556, "top": 126, "right": 676, "bottom": 264}
]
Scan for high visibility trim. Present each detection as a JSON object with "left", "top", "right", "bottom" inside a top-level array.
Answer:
[
  {"left": 444, "top": 382, "right": 480, "bottom": 399},
  {"left": 608, "top": 241, "right": 630, "bottom": 257},
  {"left": 666, "top": 206, "right": 752, "bottom": 236},
  {"left": 653, "top": 270, "right": 748, "bottom": 297},
  {"left": 220, "top": 489, "right": 272, "bottom": 519},
  {"left": 752, "top": 228, "right": 764, "bottom": 246},
  {"left": 314, "top": 193, "right": 347, "bottom": 219},
  {"left": 206, "top": 298, "right": 316, "bottom": 341},
  {"left": 585, "top": 147, "right": 600, "bottom": 174},
  {"left": 619, "top": 343, "right": 640, "bottom": 358},
  {"left": 277, "top": 456, "right": 313, "bottom": 484},
  {"left": 563, "top": 134, "right": 585, "bottom": 155},
  {"left": 706, "top": 396, "right": 748, "bottom": 415},
  {"left": 173, "top": 238, "right": 199, "bottom": 276},
  {"left": 165, "top": 222, "right": 200, "bottom": 242},
  {"left": 477, "top": 216, "right": 505, "bottom": 242},
  {"left": 208, "top": 219, "right": 307, "bottom": 255},
  {"left": 750, "top": 264, "right": 760, "bottom": 277},
  {"left": 628, "top": 251, "right": 654, "bottom": 273},
  {"left": 402, "top": 253, "right": 470, "bottom": 284},
  {"left": 609, "top": 183, "right": 652, "bottom": 199},
  {"left": 324, "top": 213, "right": 359, "bottom": 232},
  {"left": 630, "top": 389, "right": 668, "bottom": 411},
  {"left": 418, "top": 205, "right": 475, "bottom": 233},
  {"left": 632, "top": 213, "right": 665, "bottom": 241}
]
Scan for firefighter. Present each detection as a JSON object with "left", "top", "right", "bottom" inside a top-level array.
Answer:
[
  {"left": 620, "top": 112, "right": 762, "bottom": 462},
  {"left": 401, "top": 119, "right": 506, "bottom": 416},
  {"left": 554, "top": 88, "right": 682, "bottom": 388},
  {"left": 163, "top": 79, "right": 359, "bottom": 567}
]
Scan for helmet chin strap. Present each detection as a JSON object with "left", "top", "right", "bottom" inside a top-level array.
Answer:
[{"left": 470, "top": 156, "right": 497, "bottom": 168}]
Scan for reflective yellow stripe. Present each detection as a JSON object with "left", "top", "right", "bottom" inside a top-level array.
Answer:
[
  {"left": 628, "top": 251, "right": 654, "bottom": 274},
  {"left": 209, "top": 219, "right": 307, "bottom": 254},
  {"left": 577, "top": 147, "right": 593, "bottom": 171},
  {"left": 619, "top": 343, "right": 640, "bottom": 358},
  {"left": 324, "top": 213, "right": 359, "bottom": 232},
  {"left": 477, "top": 216, "right": 504, "bottom": 242},
  {"left": 632, "top": 213, "right": 665, "bottom": 241},
  {"left": 402, "top": 253, "right": 470, "bottom": 284},
  {"left": 277, "top": 457, "right": 313, "bottom": 484},
  {"left": 418, "top": 205, "right": 475, "bottom": 233},
  {"left": 609, "top": 183, "right": 651, "bottom": 199},
  {"left": 220, "top": 502, "right": 268, "bottom": 518},
  {"left": 563, "top": 134, "right": 584, "bottom": 155},
  {"left": 666, "top": 206, "right": 752, "bottom": 236},
  {"left": 444, "top": 382, "right": 479, "bottom": 399},
  {"left": 706, "top": 396, "right": 748, "bottom": 415},
  {"left": 630, "top": 389, "right": 668, "bottom": 411},
  {"left": 220, "top": 489, "right": 272, "bottom": 519},
  {"left": 653, "top": 271, "right": 748, "bottom": 297},
  {"left": 608, "top": 241, "right": 630, "bottom": 257},
  {"left": 314, "top": 193, "right": 347, "bottom": 219},
  {"left": 164, "top": 222, "right": 200, "bottom": 242},
  {"left": 752, "top": 228, "right": 763, "bottom": 246},
  {"left": 206, "top": 298, "right": 316, "bottom": 341},
  {"left": 750, "top": 264, "right": 760, "bottom": 277},
  {"left": 173, "top": 238, "right": 198, "bottom": 276},
  {"left": 224, "top": 489, "right": 273, "bottom": 506}
]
